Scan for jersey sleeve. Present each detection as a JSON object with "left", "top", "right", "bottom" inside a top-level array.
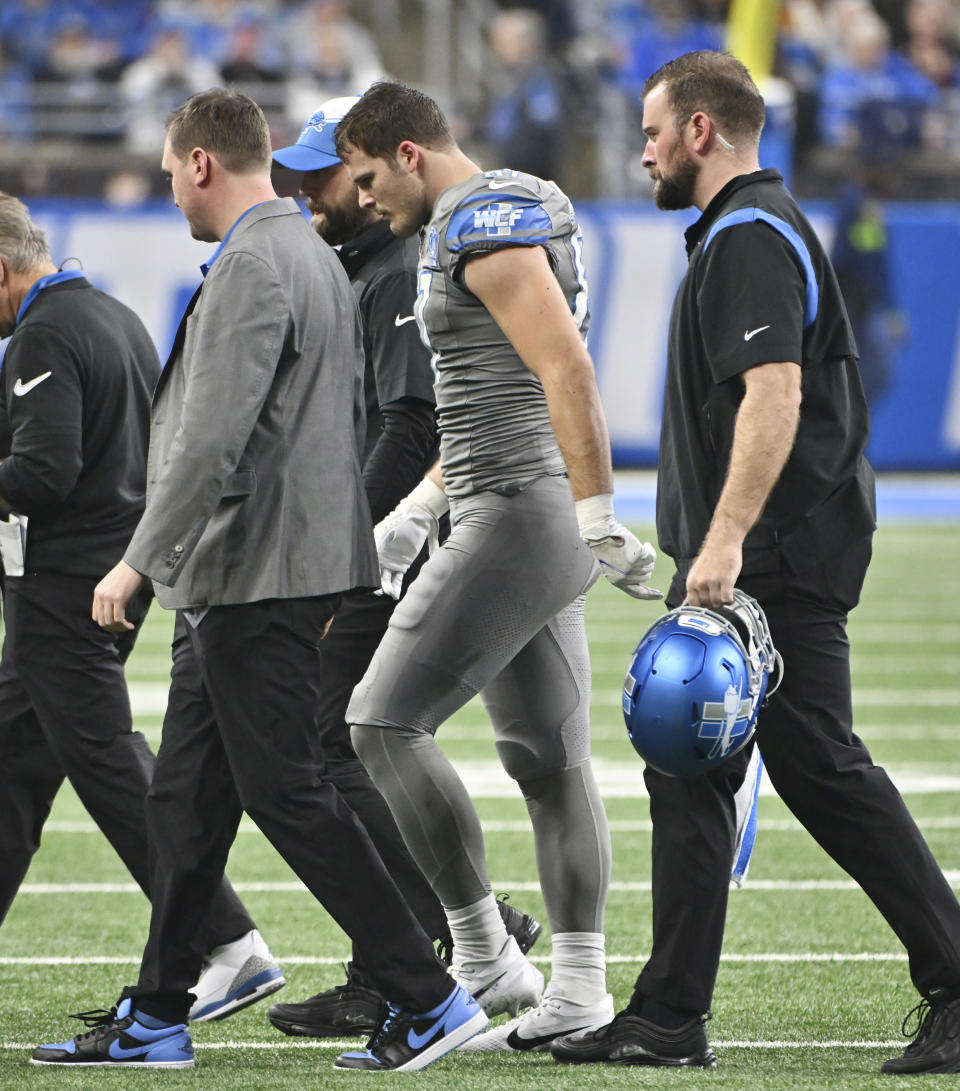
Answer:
[
  {"left": 443, "top": 180, "right": 555, "bottom": 282},
  {"left": 696, "top": 219, "right": 810, "bottom": 384}
]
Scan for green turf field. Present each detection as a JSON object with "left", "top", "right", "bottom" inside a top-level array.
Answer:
[{"left": 2, "top": 519, "right": 959, "bottom": 1088}]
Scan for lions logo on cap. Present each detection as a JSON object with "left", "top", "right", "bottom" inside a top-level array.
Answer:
[{"left": 302, "top": 110, "right": 330, "bottom": 139}]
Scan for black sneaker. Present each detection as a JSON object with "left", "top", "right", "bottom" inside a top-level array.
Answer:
[
  {"left": 881, "top": 997, "right": 960, "bottom": 1074},
  {"left": 31, "top": 999, "right": 194, "bottom": 1068},
  {"left": 267, "top": 962, "right": 385, "bottom": 1038},
  {"left": 497, "top": 892, "right": 543, "bottom": 956},
  {"left": 550, "top": 1009, "right": 717, "bottom": 1068},
  {"left": 334, "top": 984, "right": 487, "bottom": 1071},
  {"left": 270, "top": 894, "right": 542, "bottom": 1037}
]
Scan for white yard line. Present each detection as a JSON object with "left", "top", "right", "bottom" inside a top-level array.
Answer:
[
  {"left": 127, "top": 681, "right": 960, "bottom": 715},
  {"left": 0, "top": 952, "right": 910, "bottom": 965},
  {"left": 37, "top": 755, "right": 960, "bottom": 798},
  {"left": 0, "top": 1038, "right": 908, "bottom": 1050},
  {"left": 14, "top": 875, "right": 960, "bottom": 895},
  {"left": 40, "top": 811, "right": 960, "bottom": 837}
]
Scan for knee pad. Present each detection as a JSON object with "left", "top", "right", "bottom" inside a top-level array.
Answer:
[{"left": 496, "top": 735, "right": 569, "bottom": 784}]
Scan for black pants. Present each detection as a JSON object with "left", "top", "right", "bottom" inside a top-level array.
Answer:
[
  {"left": 315, "top": 588, "right": 448, "bottom": 975},
  {"left": 0, "top": 573, "right": 253, "bottom": 948},
  {"left": 127, "top": 598, "right": 453, "bottom": 1024},
  {"left": 635, "top": 537, "right": 960, "bottom": 1013}
]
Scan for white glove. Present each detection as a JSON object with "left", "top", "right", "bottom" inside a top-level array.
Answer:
[
  {"left": 576, "top": 493, "right": 663, "bottom": 600},
  {"left": 374, "top": 477, "right": 449, "bottom": 599}
]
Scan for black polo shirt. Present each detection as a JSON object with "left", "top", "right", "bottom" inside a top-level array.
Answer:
[
  {"left": 656, "top": 169, "right": 875, "bottom": 577},
  {"left": 0, "top": 277, "right": 160, "bottom": 578},
  {"left": 338, "top": 220, "right": 436, "bottom": 463}
]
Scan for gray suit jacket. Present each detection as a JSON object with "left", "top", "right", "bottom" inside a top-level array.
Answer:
[{"left": 124, "top": 198, "right": 377, "bottom": 608}]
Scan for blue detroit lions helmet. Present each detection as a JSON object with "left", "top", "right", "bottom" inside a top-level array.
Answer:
[{"left": 622, "top": 589, "right": 783, "bottom": 777}]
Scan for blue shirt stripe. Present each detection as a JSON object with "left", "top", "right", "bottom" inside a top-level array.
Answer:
[
  {"left": 702, "top": 208, "right": 819, "bottom": 327},
  {"left": 15, "top": 269, "right": 85, "bottom": 325}
]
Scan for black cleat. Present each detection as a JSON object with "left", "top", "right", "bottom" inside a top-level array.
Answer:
[
  {"left": 267, "top": 962, "right": 385, "bottom": 1038},
  {"left": 436, "top": 892, "right": 541, "bottom": 967},
  {"left": 496, "top": 892, "right": 543, "bottom": 957},
  {"left": 550, "top": 1009, "right": 717, "bottom": 1068},
  {"left": 881, "top": 996, "right": 960, "bottom": 1074}
]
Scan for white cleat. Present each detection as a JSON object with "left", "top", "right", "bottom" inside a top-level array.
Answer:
[
  {"left": 450, "top": 935, "right": 544, "bottom": 1019},
  {"left": 189, "top": 929, "right": 285, "bottom": 1022},
  {"left": 459, "top": 991, "right": 615, "bottom": 1052}
]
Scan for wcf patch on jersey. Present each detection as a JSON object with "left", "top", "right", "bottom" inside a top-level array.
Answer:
[
  {"left": 447, "top": 197, "right": 552, "bottom": 251},
  {"left": 473, "top": 202, "right": 524, "bottom": 236}
]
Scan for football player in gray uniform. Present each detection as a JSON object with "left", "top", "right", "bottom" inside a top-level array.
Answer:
[
  {"left": 336, "top": 82, "right": 661, "bottom": 1054},
  {"left": 267, "top": 94, "right": 543, "bottom": 1040}
]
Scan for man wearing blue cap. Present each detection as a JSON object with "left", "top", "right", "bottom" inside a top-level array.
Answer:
[{"left": 266, "top": 95, "right": 542, "bottom": 1040}]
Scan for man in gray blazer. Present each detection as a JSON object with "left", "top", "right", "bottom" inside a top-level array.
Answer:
[{"left": 32, "top": 89, "right": 485, "bottom": 1074}]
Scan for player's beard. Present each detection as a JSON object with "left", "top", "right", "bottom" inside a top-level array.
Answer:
[
  {"left": 653, "top": 147, "right": 699, "bottom": 211},
  {"left": 311, "top": 200, "right": 372, "bottom": 247}
]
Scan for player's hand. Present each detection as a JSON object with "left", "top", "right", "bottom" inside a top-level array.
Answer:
[
  {"left": 373, "top": 477, "right": 448, "bottom": 600},
  {"left": 375, "top": 502, "right": 436, "bottom": 599},
  {"left": 583, "top": 521, "right": 663, "bottom": 599},
  {"left": 576, "top": 493, "right": 663, "bottom": 600},
  {"left": 92, "top": 560, "right": 146, "bottom": 631}
]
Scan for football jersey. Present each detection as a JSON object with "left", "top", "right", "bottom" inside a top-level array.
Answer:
[{"left": 417, "top": 169, "right": 590, "bottom": 498}]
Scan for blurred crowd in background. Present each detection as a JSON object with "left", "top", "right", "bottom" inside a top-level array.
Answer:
[{"left": 1, "top": 0, "right": 959, "bottom": 201}]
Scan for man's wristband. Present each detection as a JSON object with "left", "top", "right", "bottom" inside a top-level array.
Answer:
[
  {"left": 575, "top": 492, "right": 615, "bottom": 534},
  {"left": 409, "top": 476, "right": 449, "bottom": 519}
]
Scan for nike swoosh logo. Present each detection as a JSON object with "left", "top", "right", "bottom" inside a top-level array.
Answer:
[
  {"left": 407, "top": 1017, "right": 446, "bottom": 1050},
  {"left": 506, "top": 1024, "right": 592, "bottom": 1050},
  {"left": 107, "top": 1039, "right": 149, "bottom": 1061},
  {"left": 13, "top": 371, "right": 52, "bottom": 395},
  {"left": 394, "top": 314, "right": 416, "bottom": 327},
  {"left": 487, "top": 179, "right": 515, "bottom": 190},
  {"left": 743, "top": 325, "right": 770, "bottom": 341}
]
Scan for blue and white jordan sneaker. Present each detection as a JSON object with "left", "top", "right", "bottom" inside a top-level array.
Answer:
[
  {"left": 31, "top": 998, "right": 194, "bottom": 1068},
  {"left": 190, "top": 928, "right": 285, "bottom": 1022},
  {"left": 334, "top": 983, "right": 487, "bottom": 1071}
]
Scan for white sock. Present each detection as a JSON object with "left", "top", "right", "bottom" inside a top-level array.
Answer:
[
  {"left": 447, "top": 894, "right": 510, "bottom": 968},
  {"left": 546, "top": 931, "right": 607, "bottom": 1004}
]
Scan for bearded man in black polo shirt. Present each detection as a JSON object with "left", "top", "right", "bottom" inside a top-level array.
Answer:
[{"left": 550, "top": 50, "right": 960, "bottom": 1076}]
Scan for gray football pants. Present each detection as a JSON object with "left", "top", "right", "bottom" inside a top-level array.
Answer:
[{"left": 349, "top": 476, "right": 611, "bottom": 933}]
